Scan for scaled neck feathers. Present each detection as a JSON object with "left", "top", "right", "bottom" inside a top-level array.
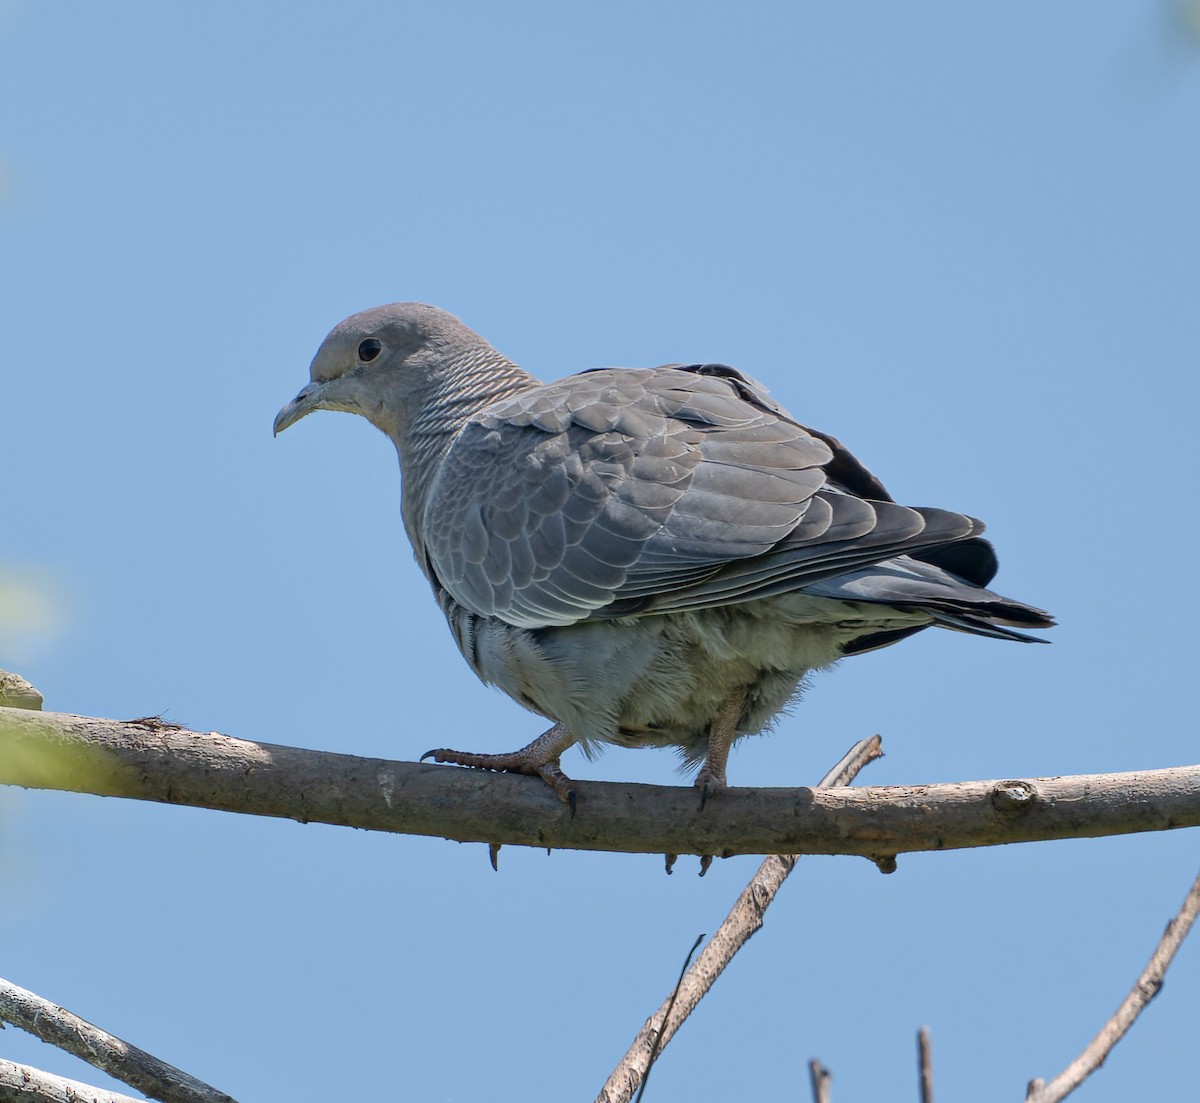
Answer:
[{"left": 395, "top": 344, "right": 539, "bottom": 575}]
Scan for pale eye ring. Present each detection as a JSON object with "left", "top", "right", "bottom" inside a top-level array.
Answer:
[{"left": 358, "top": 338, "right": 382, "bottom": 363}]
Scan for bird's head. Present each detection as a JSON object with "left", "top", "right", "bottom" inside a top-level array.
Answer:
[{"left": 273, "top": 302, "right": 480, "bottom": 440}]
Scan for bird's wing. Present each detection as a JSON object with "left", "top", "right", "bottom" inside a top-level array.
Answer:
[{"left": 422, "top": 364, "right": 978, "bottom": 628}]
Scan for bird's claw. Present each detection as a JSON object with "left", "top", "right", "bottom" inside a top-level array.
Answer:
[
  {"left": 694, "top": 769, "right": 726, "bottom": 811},
  {"left": 418, "top": 744, "right": 578, "bottom": 811}
]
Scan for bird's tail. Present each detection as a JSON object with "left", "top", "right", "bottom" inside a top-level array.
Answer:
[{"left": 803, "top": 548, "right": 1054, "bottom": 654}]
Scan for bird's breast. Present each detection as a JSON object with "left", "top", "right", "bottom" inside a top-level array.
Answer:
[{"left": 435, "top": 590, "right": 924, "bottom": 752}]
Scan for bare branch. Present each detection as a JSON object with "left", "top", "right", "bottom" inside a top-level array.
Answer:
[
  {"left": 0, "top": 1057, "right": 147, "bottom": 1103},
  {"left": 633, "top": 934, "right": 705, "bottom": 1103},
  {"left": 1025, "top": 866, "right": 1200, "bottom": 1103},
  {"left": 2, "top": 707, "right": 1197, "bottom": 860},
  {"left": 918, "top": 1027, "right": 933, "bottom": 1103},
  {"left": 0, "top": 672, "right": 42, "bottom": 711},
  {"left": 808, "top": 1059, "right": 832, "bottom": 1103},
  {"left": 0, "top": 977, "right": 237, "bottom": 1103},
  {"left": 595, "top": 737, "right": 883, "bottom": 1103}
]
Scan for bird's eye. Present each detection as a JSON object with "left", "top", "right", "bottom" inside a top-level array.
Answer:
[{"left": 358, "top": 338, "right": 382, "bottom": 363}]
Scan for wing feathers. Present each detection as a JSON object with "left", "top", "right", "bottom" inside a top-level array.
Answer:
[{"left": 423, "top": 364, "right": 1047, "bottom": 637}]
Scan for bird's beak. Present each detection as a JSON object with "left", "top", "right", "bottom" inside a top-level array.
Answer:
[{"left": 273, "top": 382, "right": 329, "bottom": 437}]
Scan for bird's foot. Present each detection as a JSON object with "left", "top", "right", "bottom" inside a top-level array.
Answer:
[
  {"left": 421, "top": 722, "right": 579, "bottom": 812},
  {"left": 421, "top": 746, "right": 578, "bottom": 809},
  {"left": 695, "top": 691, "right": 740, "bottom": 809},
  {"left": 694, "top": 762, "right": 727, "bottom": 811},
  {"left": 693, "top": 758, "right": 729, "bottom": 870}
]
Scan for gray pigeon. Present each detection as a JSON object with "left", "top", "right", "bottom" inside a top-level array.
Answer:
[{"left": 275, "top": 303, "right": 1052, "bottom": 805}]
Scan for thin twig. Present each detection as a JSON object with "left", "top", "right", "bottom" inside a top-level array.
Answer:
[
  {"left": 2, "top": 707, "right": 1198, "bottom": 859},
  {"left": 917, "top": 1027, "right": 933, "bottom": 1103},
  {"left": 594, "top": 737, "right": 884, "bottom": 1103},
  {"left": 0, "top": 977, "right": 238, "bottom": 1103},
  {"left": 808, "top": 1059, "right": 832, "bottom": 1103},
  {"left": 633, "top": 934, "right": 705, "bottom": 1103},
  {"left": 0, "top": 1057, "right": 146, "bottom": 1103},
  {"left": 1025, "top": 866, "right": 1200, "bottom": 1103}
]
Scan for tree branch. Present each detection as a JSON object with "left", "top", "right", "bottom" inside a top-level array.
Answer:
[
  {"left": 596, "top": 737, "right": 883, "bottom": 1103},
  {"left": 917, "top": 1027, "right": 933, "bottom": 1103},
  {"left": 0, "top": 977, "right": 236, "bottom": 1103},
  {"left": 808, "top": 1060, "right": 832, "bottom": 1103},
  {"left": 1, "top": 707, "right": 1197, "bottom": 860},
  {"left": 0, "top": 673, "right": 42, "bottom": 711},
  {"left": 0, "top": 1057, "right": 152, "bottom": 1103},
  {"left": 1025, "top": 866, "right": 1200, "bottom": 1103}
]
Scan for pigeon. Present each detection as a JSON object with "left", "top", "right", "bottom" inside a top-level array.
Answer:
[{"left": 275, "top": 303, "right": 1053, "bottom": 806}]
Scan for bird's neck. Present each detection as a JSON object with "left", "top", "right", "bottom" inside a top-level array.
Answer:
[{"left": 395, "top": 347, "right": 539, "bottom": 571}]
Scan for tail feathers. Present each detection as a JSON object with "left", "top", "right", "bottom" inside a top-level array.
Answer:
[
  {"left": 926, "top": 610, "right": 1051, "bottom": 643},
  {"left": 806, "top": 550, "right": 1054, "bottom": 651},
  {"left": 912, "top": 536, "right": 998, "bottom": 588},
  {"left": 840, "top": 610, "right": 1047, "bottom": 658}
]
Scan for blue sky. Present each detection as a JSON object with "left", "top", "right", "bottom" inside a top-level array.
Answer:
[{"left": 2, "top": 3, "right": 1198, "bottom": 1100}]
